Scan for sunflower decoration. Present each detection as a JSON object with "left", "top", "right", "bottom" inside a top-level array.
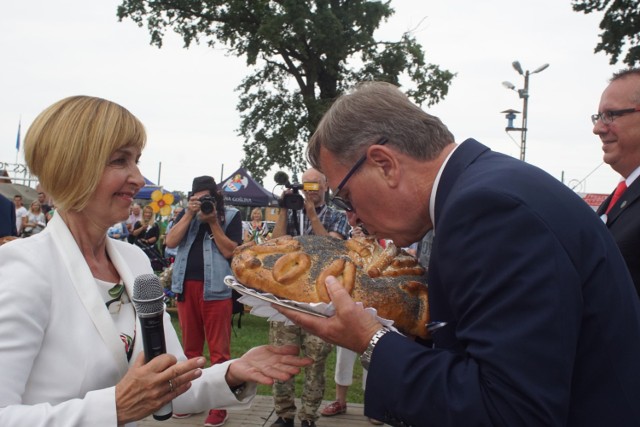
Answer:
[{"left": 149, "top": 190, "right": 175, "bottom": 216}]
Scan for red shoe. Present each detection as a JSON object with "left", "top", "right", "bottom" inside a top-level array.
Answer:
[
  {"left": 204, "top": 409, "right": 228, "bottom": 427},
  {"left": 172, "top": 413, "right": 193, "bottom": 419},
  {"left": 321, "top": 401, "right": 347, "bottom": 416}
]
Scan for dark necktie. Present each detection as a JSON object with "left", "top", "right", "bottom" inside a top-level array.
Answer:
[{"left": 605, "top": 180, "right": 628, "bottom": 215}]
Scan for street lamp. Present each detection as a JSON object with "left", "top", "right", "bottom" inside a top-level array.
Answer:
[{"left": 501, "top": 61, "right": 549, "bottom": 162}]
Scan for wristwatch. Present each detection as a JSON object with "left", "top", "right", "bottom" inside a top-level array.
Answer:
[{"left": 360, "top": 327, "right": 391, "bottom": 370}]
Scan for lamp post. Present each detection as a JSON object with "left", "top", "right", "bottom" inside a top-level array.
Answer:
[{"left": 502, "top": 61, "right": 549, "bottom": 162}]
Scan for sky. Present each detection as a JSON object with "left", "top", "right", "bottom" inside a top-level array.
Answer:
[{"left": 0, "top": 0, "right": 625, "bottom": 196}]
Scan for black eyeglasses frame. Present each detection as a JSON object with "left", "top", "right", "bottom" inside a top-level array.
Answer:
[
  {"left": 591, "top": 107, "right": 640, "bottom": 125},
  {"left": 329, "top": 137, "right": 389, "bottom": 212}
]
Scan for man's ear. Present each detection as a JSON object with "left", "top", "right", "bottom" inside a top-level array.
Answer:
[{"left": 367, "top": 145, "right": 401, "bottom": 189}]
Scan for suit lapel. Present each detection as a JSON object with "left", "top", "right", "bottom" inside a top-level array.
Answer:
[
  {"left": 434, "top": 139, "right": 489, "bottom": 229},
  {"left": 604, "top": 179, "right": 640, "bottom": 225},
  {"left": 48, "top": 215, "right": 129, "bottom": 376}
]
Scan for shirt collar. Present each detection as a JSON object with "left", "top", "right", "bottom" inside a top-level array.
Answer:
[
  {"left": 429, "top": 143, "right": 460, "bottom": 235},
  {"left": 624, "top": 165, "right": 640, "bottom": 186}
]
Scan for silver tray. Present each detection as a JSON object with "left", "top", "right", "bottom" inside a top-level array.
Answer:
[{"left": 224, "top": 276, "right": 330, "bottom": 318}]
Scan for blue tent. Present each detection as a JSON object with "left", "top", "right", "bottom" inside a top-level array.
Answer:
[
  {"left": 134, "top": 177, "right": 180, "bottom": 202},
  {"left": 218, "top": 168, "right": 278, "bottom": 207}
]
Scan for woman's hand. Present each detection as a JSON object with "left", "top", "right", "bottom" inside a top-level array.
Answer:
[
  {"left": 225, "top": 345, "right": 312, "bottom": 387},
  {"left": 115, "top": 353, "right": 205, "bottom": 424}
]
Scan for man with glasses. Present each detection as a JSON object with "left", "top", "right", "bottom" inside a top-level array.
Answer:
[
  {"left": 278, "top": 81, "right": 640, "bottom": 427},
  {"left": 269, "top": 167, "right": 349, "bottom": 427},
  {"left": 593, "top": 68, "right": 640, "bottom": 297}
]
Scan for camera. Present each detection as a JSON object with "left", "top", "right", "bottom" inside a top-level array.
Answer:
[
  {"left": 199, "top": 195, "right": 216, "bottom": 214},
  {"left": 274, "top": 171, "right": 313, "bottom": 210}
]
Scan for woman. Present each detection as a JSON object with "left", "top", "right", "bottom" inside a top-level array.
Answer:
[
  {"left": 243, "top": 207, "right": 269, "bottom": 244},
  {"left": 0, "top": 96, "right": 310, "bottom": 426},
  {"left": 132, "top": 205, "right": 159, "bottom": 246},
  {"left": 22, "top": 200, "right": 47, "bottom": 236}
]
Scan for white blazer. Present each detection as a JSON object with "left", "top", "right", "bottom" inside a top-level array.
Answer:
[{"left": 0, "top": 214, "right": 256, "bottom": 426}]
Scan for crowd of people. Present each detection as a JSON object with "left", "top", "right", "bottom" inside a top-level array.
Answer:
[{"left": 1, "top": 67, "right": 640, "bottom": 427}]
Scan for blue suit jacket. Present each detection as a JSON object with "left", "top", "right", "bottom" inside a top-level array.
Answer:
[
  {"left": 365, "top": 139, "right": 640, "bottom": 427},
  {"left": 596, "top": 176, "right": 640, "bottom": 297},
  {"left": 0, "top": 194, "right": 17, "bottom": 238}
]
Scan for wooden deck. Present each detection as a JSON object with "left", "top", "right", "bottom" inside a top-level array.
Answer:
[{"left": 138, "top": 395, "right": 379, "bottom": 427}]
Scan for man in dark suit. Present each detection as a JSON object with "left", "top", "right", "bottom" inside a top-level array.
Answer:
[
  {"left": 593, "top": 68, "right": 640, "bottom": 297},
  {"left": 0, "top": 193, "right": 18, "bottom": 245},
  {"left": 279, "top": 81, "right": 640, "bottom": 426}
]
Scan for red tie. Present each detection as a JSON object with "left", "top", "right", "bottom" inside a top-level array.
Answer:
[{"left": 605, "top": 181, "right": 628, "bottom": 214}]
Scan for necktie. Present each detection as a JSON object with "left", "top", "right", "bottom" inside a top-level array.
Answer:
[{"left": 605, "top": 180, "right": 628, "bottom": 215}]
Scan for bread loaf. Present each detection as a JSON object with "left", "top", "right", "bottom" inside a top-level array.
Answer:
[{"left": 231, "top": 235, "right": 430, "bottom": 338}]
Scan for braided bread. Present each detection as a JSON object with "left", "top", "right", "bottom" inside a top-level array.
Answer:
[{"left": 231, "top": 235, "right": 430, "bottom": 338}]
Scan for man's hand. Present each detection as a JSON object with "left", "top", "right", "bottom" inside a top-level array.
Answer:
[
  {"left": 274, "top": 276, "right": 382, "bottom": 353},
  {"left": 304, "top": 195, "right": 316, "bottom": 218}
]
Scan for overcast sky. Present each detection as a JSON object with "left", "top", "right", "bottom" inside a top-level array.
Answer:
[{"left": 0, "top": 0, "right": 624, "bottom": 195}]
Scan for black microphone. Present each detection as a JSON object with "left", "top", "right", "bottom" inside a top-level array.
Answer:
[
  {"left": 274, "top": 171, "right": 290, "bottom": 185},
  {"left": 132, "top": 274, "right": 172, "bottom": 421}
]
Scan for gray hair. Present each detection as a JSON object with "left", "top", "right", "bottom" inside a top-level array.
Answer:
[
  {"left": 307, "top": 81, "right": 454, "bottom": 169},
  {"left": 610, "top": 68, "right": 640, "bottom": 104}
]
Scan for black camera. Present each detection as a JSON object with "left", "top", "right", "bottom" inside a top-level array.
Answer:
[
  {"left": 199, "top": 195, "right": 216, "bottom": 214},
  {"left": 274, "top": 171, "right": 307, "bottom": 210}
]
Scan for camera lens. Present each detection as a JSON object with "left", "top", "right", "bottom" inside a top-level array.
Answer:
[{"left": 199, "top": 196, "right": 215, "bottom": 214}]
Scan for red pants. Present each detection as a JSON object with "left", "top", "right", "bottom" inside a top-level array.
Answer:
[{"left": 176, "top": 280, "right": 232, "bottom": 366}]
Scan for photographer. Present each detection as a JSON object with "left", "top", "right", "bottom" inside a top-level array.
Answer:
[
  {"left": 272, "top": 168, "right": 348, "bottom": 239},
  {"left": 165, "top": 175, "right": 242, "bottom": 426},
  {"left": 269, "top": 167, "right": 349, "bottom": 427}
]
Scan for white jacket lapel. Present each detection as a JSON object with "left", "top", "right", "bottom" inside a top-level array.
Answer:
[{"left": 48, "top": 215, "right": 129, "bottom": 376}]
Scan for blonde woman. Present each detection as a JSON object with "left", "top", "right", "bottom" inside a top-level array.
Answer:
[
  {"left": 0, "top": 95, "right": 310, "bottom": 426},
  {"left": 243, "top": 207, "right": 268, "bottom": 244},
  {"left": 22, "top": 200, "right": 47, "bottom": 237},
  {"left": 131, "top": 205, "right": 159, "bottom": 247}
]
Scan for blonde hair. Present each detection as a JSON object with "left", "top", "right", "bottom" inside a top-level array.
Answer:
[
  {"left": 250, "top": 207, "right": 263, "bottom": 220},
  {"left": 24, "top": 96, "right": 146, "bottom": 211},
  {"left": 142, "top": 205, "right": 156, "bottom": 226}
]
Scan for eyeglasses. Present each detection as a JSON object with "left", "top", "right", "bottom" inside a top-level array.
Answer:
[
  {"left": 329, "top": 137, "right": 388, "bottom": 212},
  {"left": 591, "top": 107, "right": 640, "bottom": 125}
]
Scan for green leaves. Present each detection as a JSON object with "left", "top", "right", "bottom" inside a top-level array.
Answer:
[
  {"left": 572, "top": 0, "right": 640, "bottom": 66},
  {"left": 117, "top": 0, "right": 455, "bottom": 181}
]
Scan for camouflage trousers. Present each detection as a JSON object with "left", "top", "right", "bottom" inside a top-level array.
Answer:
[{"left": 269, "top": 321, "right": 333, "bottom": 422}]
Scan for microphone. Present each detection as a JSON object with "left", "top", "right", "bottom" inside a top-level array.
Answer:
[
  {"left": 274, "top": 171, "right": 290, "bottom": 185},
  {"left": 132, "top": 274, "right": 173, "bottom": 421}
]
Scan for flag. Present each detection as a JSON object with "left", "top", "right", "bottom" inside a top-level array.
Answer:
[{"left": 15, "top": 119, "right": 21, "bottom": 152}]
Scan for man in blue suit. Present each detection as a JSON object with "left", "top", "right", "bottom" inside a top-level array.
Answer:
[
  {"left": 593, "top": 68, "right": 640, "bottom": 297},
  {"left": 281, "top": 82, "right": 640, "bottom": 426},
  {"left": 0, "top": 193, "right": 17, "bottom": 245}
]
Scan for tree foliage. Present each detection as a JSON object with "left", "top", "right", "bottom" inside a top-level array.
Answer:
[
  {"left": 117, "top": 0, "right": 455, "bottom": 182},
  {"left": 572, "top": 0, "right": 640, "bottom": 66}
]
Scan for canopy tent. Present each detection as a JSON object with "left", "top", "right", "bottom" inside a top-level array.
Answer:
[
  {"left": 135, "top": 177, "right": 163, "bottom": 199},
  {"left": 218, "top": 168, "right": 278, "bottom": 207},
  {"left": 135, "top": 177, "right": 181, "bottom": 201}
]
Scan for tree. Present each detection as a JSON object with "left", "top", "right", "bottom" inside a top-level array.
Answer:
[
  {"left": 572, "top": 0, "right": 640, "bottom": 66},
  {"left": 117, "top": 0, "right": 455, "bottom": 182}
]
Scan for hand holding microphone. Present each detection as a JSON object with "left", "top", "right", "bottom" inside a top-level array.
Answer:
[{"left": 132, "top": 273, "right": 174, "bottom": 421}]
